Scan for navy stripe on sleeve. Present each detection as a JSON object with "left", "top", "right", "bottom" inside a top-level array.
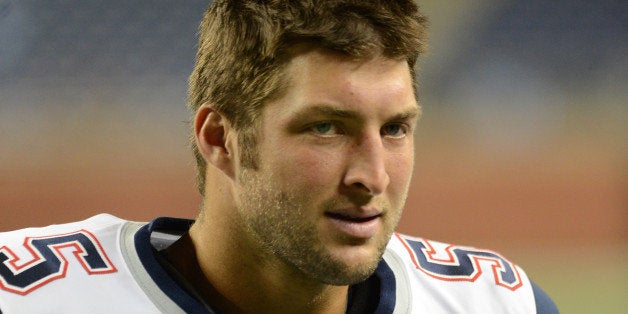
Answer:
[{"left": 531, "top": 280, "right": 559, "bottom": 314}]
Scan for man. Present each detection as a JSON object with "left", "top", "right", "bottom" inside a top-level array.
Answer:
[{"left": 0, "top": 1, "right": 557, "bottom": 313}]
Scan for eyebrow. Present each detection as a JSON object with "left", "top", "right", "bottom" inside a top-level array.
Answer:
[
  {"left": 390, "top": 106, "right": 422, "bottom": 121},
  {"left": 292, "top": 104, "right": 422, "bottom": 123},
  {"left": 304, "top": 105, "right": 362, "bottom": 120}
]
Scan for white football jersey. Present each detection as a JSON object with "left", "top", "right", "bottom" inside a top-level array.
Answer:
[{"left": 0, "top": 214, "right": 557, "bottom": 313}]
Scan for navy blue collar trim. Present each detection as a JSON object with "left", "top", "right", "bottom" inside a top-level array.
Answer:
[
  {"left": 134, "top": 217, "right": 210, "bottom": 314},
  {"left": 373, "top": 259, "right": 396, "bottom": 313}
]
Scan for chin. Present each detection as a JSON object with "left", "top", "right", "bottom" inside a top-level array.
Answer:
[
  {"left": 323, "top": 260, "right": 380, "bottom": 286},
  {"left": 319, "top": 245, "right": 384, "bottom": 285}
]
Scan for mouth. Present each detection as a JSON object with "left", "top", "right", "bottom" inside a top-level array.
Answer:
[
  {"left": 324, "top": 211, "right": 382, "bottom": 239},
  {"left": 324, "top": 212, "right": 381, "bottom": 222}
]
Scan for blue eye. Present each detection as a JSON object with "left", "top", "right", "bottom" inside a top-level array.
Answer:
[
  {"left": 381, "top": 124, "right": 406, "bottom": 137},
  {"left": 310, "top": 122, "right": 342, "bottom": 136},
  {"left": 313, "top": 122, "right": 333, "bottom": 134}
]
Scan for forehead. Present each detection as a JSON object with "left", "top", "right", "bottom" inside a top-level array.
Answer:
[
  {"left": 286, "top": 48, "right": 411, "bottom": 87},
  {"left": 267, "top": 49, "right": 418, "bottom": 119}
]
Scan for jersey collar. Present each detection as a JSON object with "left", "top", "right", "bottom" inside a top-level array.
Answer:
[{"left": 134, "top": 217, "right": 397, "bottom": 313}]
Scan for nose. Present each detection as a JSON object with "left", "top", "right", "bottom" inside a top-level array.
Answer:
[{"left": 342, "top": 133, "right": 390, "bottom": 196}]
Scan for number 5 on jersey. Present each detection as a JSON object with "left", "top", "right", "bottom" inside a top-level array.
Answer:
[{"left": 0, "top": 230, "right": 117, "bottom": 295}]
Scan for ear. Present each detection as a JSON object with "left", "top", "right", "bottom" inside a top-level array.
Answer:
[{"left": 194, "top": 103, "right": 235, "bottom": 179}]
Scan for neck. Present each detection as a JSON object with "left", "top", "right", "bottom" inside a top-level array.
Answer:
[{"left": 165, "top": 204, "right": 349, "bottom": 314}]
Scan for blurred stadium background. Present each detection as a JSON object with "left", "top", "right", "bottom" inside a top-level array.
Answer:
[{"left": 1, "top": 1, "right": 626, "bottom": 312}]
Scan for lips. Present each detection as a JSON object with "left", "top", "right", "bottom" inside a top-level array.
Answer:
[
  {"left": 325, "top": 212, "right": 380, "bottom": 223},
  {"left": 324, "top": 208, "right": 382, "bottom": 239}
]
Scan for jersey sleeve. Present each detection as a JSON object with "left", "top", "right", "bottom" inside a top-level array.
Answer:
[
  {"left": 383, "top": 233, "right": 559, "bottom": 313},
  {"left": 0, "top": 214, "right": 162, "bottom": 313}
]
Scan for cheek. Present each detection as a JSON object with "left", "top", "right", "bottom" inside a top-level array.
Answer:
[
  {"left": 271, "top": 148, "right": 342, "bottom": 191},
  {"left": 387, "top": 152, "right": 414, "bottom": 194}
]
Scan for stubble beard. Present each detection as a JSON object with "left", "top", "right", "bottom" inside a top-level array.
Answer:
[{"left": 236, "top": 168, "right": 401, "bottom": 286}]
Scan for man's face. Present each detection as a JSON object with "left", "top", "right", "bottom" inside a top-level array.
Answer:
[{"left": 233, "top": 49, "right": 419, "bottom": 285}]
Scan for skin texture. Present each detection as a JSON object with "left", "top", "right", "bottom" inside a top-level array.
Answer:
[{"left": 169, "top": 49, "right": 419, "bottom": 313}]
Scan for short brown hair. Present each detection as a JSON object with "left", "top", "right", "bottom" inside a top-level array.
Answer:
[{"left": 188, "top": 0, "right": 428, "bottom": 194}]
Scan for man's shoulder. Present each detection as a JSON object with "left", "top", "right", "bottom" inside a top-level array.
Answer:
[
  {"left": 381, "top": 233, "right": 558, "bottom": 313},
  {"left": 1, "top": 213, "right": 128, "bottom": 237},
  {"left": 384, "top": 233, "right": 528, "bottom": 292},
  {"left": 0, "top": 213, "right": 130, "bottom": 269},
  {"left": 0, "top": 214, "right": 158, "bottom": 313}
]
